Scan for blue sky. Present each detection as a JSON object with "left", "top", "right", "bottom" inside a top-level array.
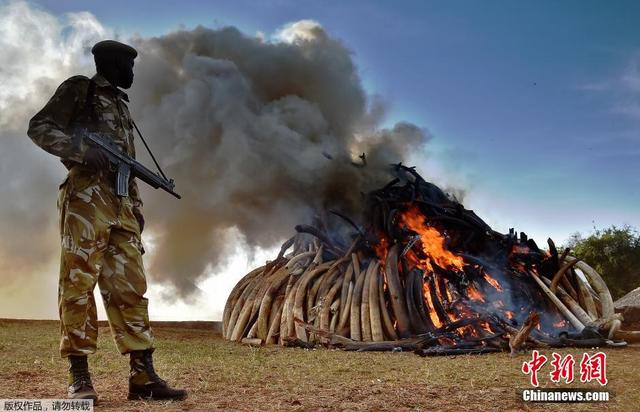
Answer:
[{"left": 33, "top": 0, "right": 640, "bottom": 244}]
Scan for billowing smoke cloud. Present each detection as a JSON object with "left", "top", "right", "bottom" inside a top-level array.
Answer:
[
  {"left": 0, "top": 2, "right": 430, "bottom": 311},
  {"left": 129, "top": 22, "right": 430, "bottom": 297},
  {"left": 0, "top": 1, "right": 110, "bottom": 316},
  {"left": 0, "top": 3, "right": 109, "bottom": 286}
]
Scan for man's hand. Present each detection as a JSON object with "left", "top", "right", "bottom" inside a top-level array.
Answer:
[
  {"left": 133, "top": 209, "right": 145, "bottom": 233},
  {"left": 83, "top": 147, "right": 109, "bottom": 169}
]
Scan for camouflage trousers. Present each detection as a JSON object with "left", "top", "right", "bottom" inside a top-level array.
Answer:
[{"left": 57, "top": 167, "right": 154, "bottom": 357}]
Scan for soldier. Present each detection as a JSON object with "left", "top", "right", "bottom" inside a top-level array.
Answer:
[{"left": 27, "top": 40, "right": 187, "bottom": 403}]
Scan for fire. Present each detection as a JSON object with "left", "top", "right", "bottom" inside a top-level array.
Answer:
[
  {"left": 479, "top": 320, "right": 494, "bottom": 333},
  {"left": 554, "top": 319, "right": 568, "bottom": 329},
  {"left": 467, "top": 285, "right": 485, "bottom": 302},
  {"left": 225, "top": 165, "right": 617, "bottom": 353},
  {"left": 483, "top": 272, "right": 503, "bottom": 292},
  {"left": 400, "top": 206, "right": 465, "bottom": 271},
  {"left": 374, "top": 236, "right": 389, "bottom": 263},
  {"left": 423, "top": 282, "right": 442, "bottom": 328},
  {"left": 434, "top": 280, "right": 447, "bottom": 304},
  {"left": 443, "top": 278, "right": 454, "bottom": 302}
]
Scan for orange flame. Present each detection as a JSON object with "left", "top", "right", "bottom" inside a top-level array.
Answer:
[
  {"left": 467, "top": 285, "right": 485, "bottom": 302},
  {"left": 400, "top": 206, "right": 465, "bottom": 271},
  {"left": 444, "top": 279, "right": 454, "bottom": 302},
  {"left": 484, "top": 272, "right": 503, "bottom": 292},
  {"left": 479, "top": 320, "right": 494, "bottom": 333},
  {"left": 374, "top": 236, "right": 389, "bottom": 263},
  {"left": 423, "top": 281, "right": 442, "bottom": 328}
]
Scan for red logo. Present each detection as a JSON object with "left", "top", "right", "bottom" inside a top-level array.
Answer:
[
  {"left": 550, "top": 353, "right": 575, "bottom": 384},
  {"left": 521, "top": 350, "right": 548, "bottom": 387},
  {"left": 522, "top": 351, "right": 608, "bottom": 387},
  {"left": 580, "top": 352, "right": 608, "bottom": 386}
]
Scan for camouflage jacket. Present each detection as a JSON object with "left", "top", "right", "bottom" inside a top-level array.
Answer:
[{"left": 27, "top": 74, "right": 143, "bottom": 211}]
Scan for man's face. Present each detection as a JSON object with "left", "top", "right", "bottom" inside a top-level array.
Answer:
[{"left": 116, "top": 56, "right": 135, "bottom": 89}]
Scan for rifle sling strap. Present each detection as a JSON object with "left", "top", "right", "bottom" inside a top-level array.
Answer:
[{"left": 82, "top": 77, "right": 169, "bottom": 181}]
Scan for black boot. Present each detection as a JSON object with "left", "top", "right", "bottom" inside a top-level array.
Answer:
[
  {"left": 128, "top": 349, "right": 187, "bottom": 401},
  {"left": 67, "top": 355, "right": 98, "bottom": 404}
]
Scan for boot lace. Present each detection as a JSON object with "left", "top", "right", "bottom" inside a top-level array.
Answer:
[
  {"left": 144, "top": 351, "right": 164, "bottom": 383},
  {"left": 132, "top": 350, "right": 165, "bottom": 385}
]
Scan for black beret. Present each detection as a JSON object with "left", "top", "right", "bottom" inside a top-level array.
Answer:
[{"left": 91, "top": 40, "right": 137, "bottom": 58}]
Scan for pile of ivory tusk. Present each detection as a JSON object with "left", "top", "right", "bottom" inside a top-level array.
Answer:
[
  {"left": 222, "top": 233, "right": 633, "bottom": 349},
  {"left": 223, "top": 236, "right": 400, "bottom": 346},
  {"left": 223, "top": 165, "right": 638, "bottom": 350},
  {"left": 532, "top": 255, "right": 623, "bottom": 339}
]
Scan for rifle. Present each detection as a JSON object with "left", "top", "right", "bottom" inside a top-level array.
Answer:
[{"left": 82, "top": 130, "right": 181, "bottom": 199}]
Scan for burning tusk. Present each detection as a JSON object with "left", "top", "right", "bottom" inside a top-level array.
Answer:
[
  {"left": 428, "top": 275, "right": 448, "bottom": 327},
  {"left": 352, "top": 252, "right": 361, "bottom": 282},
  {"left": 385, "top": 244, "right": 412, "bottom": 338},
  {"left": 285, "top": 251, "right": 316, "bottom": 270},
  {"left": 575, "top": 275, "right": 599, "bottom": 320},
  {"left": 338, "top": 262, "right": 355, "bottom": 328},
  {"left": 283, "top": 246, "right": 325, "bottom": 342},
  {"left": 530, "top": 272, "right": 585, "bottom": 331},
  {"left": 280, "top": 266, "right": 308, "bottom": 345},
  {"left": 265, "top": 295, "right": 285, "bottom": 344},
  {"left": 405, "top": 269, "right": 429, "bottom": 334},
  {"left": 349, "top": 265, "right": 368, "bottom": 341},
  {"left": 230, "top": 277, "right": 265, "bottom": 342},
  {"left": 337, "top": 280, "right": 354, "bottom": 336},
  {"left": 223, "top": 266, "right": 265, "bottom": 338},
  {"left": 320, "top": 238, "right": 360, "bottom": 342},
  {"left": 368, "top": 262, "right": 385, "bottom": 342},
  {"left": 378, "top": 268, "right": 398, "bottom": 340},
  {"left": 550, "top": 258, "right": 580, "bottom": 294},
  {"left": 360, "top": 261, "right": 376, "bottom": 341},
  {"left": 310, "top": 265, "right": 342, "bottom": 316},
  {"left": 413, "top": 270, "right": 434, "bottom": 331},
  {"left": 227, "top": 269, "right": 267, "bottom": 341},
  {"left": 570, "top": 258, "right": 615, "bottom": 319},
  {"left": 541, "top": 276, "right": 594, "bottom": 324},
  {"left": 293, "top": 260, "right": 334, "bottom": 342},
  {"left": 247, "top": 268, "right": 288, "bottom": 337},
  {"left": 319, "top": 272, "right": 345, "bottom": 343},
  {"left": 247, "top": 320, "right": 258, "bottom": 339},
  {"left": 256, "top": 266, "right": 292, "bottom": 340}
]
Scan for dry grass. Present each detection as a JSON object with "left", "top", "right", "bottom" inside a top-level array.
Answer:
[{"left": 0, "top": 319, "right": 638, "bottom": 411}]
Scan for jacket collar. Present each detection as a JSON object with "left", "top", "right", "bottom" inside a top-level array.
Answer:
[{"left": 91, "top": 74, "right": 130, "bottom": 102}]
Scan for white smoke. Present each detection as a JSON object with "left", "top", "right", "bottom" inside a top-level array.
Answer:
[{"left": 0, "top": 1, "right": 112, "bottom": 318}]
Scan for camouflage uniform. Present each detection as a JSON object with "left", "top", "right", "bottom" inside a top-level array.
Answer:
[{"left": 28, "top": 74, "right": 154, "bottom": 357}]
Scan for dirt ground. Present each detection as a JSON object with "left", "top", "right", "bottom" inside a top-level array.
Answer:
[{"left": 0, "top": 319, "right": 638, "bottom": 411}]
